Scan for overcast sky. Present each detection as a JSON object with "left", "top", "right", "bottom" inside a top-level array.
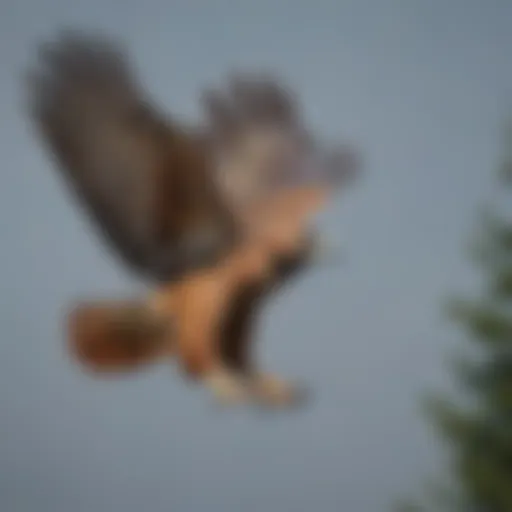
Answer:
[{"left": 1, "top": 1, "right": 511, "bottom": 511}]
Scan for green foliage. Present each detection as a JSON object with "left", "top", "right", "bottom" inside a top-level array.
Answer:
[
  {"left": 447, "top": 299, "right": 512, "bottom": 349},
  {"left": 397, "top": 126, "right": 512, "bottom": 511}
]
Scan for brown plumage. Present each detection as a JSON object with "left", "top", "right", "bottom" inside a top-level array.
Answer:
[
  {"left": 28, "top": 31, "right": 236, "bottom": 281},
  {"left": 67, "top": 300, "right": 171, "bottom": 373},
  {"left": 27, "top": 30, "right": 359, "bottom": 407}
]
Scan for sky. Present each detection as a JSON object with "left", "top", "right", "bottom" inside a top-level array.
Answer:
[{"left": 1, "top": 1, "right": 511, "bottom": 511}]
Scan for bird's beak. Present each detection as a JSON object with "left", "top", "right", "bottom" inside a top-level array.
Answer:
[{"left": 308, "top": 233, "right": 344, "bottom": 267}]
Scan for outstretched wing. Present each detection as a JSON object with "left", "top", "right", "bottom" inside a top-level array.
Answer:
[
  {"left": 201, "top": 73, "right": 360, "bottom": 224},
  {"left": 27, "top": 31, "right": 236, "bottom": 282}
]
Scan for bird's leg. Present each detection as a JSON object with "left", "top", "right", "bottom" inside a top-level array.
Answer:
[
  {"left": 216, "top": 244, "right": 310, "bottom": 409},
  {"left": 203, "top": 365, "right": 250, "bottom": 405},
  {"left": 171, "top": 271, "right": 251, "bottom": 405},
  {"left": 218, "top": 293, "right": 308, "bottom": 409}
]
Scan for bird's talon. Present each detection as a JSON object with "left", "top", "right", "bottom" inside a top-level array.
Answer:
[{"left": 250, "top": 373, "right": 309, "bottom": 408}]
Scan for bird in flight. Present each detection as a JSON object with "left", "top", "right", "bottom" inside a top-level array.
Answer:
[{"left": 26, "top": 30, "right": 360, "bottom": 408}]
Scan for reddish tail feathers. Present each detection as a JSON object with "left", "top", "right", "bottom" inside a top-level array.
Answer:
[{"left": 66, "top": 300, "right": 172, "bottom": 374}]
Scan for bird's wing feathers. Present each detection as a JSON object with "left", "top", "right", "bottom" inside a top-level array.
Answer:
[
  {"left": 201, "top": 73, "right": 360, "bottom": 228},
  {"left": 27, "top": 32, "right": 236, "bottom": 282},
  {"left": 27, "top": 31, "right": 359, "bottom": 284}
]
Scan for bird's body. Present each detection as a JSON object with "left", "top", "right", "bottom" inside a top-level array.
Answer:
[
  {"left": 27, "top": 30, "right": 359, "bottom": 407},
  {"left": 68, "top": 191, "right": 320, "bottom": 404}
]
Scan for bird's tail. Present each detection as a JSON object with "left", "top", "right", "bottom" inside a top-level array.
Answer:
[{"left": 65, "top": 298, "right": 173, "bottom": 375}]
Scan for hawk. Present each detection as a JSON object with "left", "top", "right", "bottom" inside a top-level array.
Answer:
[{"left": 26, "top": 30, "right": 359, "bottom": 408}]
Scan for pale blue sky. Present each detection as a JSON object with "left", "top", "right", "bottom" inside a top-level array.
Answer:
[{"left": 1, "top": 1, "right": 511, "bottom": 511}]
